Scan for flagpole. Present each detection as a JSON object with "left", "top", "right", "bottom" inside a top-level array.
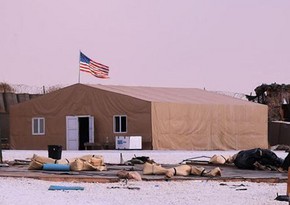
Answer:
[{"left": 78, "top": 50, "right": 81, "bottom": 84}]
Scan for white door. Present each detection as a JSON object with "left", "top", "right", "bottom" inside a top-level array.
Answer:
[
  {"left": 89, "top": 116, "right": 94, "bottom": 143},
  {"left": 66, "top": 116, "right": 79, "bottom": 150}
]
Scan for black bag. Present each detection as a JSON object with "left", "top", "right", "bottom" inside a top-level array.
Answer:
[
  {"left": 234, "top": 148, "right": 283, "bottom": 170},
  {"left": 234, "top": 148, "right": 262, "bottom": 169}
]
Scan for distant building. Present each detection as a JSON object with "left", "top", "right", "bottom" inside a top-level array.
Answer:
[
  {"left": 0, "top": 92, "right": 42, "bottom": 149},
  {"left": 246, "top": 83, "right": 290, "bottom": 146}
]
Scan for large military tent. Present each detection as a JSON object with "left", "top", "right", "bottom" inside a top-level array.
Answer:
[{"left": 10, "top": 83, "right": 268, "bottom": 150}]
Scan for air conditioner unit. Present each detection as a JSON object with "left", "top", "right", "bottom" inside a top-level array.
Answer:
[{"left": 115, "top": 136, "right": 142, "bottom": 149}]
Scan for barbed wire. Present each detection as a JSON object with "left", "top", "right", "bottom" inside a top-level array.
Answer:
[
  {"left": 10, "top": 84, "right": 66, "bottom": 94},
  {"left": 215, "top": 91, "right": 248, "bottom": 101}
]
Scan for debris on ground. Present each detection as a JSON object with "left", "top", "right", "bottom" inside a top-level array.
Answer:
[
  {"left": 219, "top": 183, "right": 248, "bottom": 191},
  {"left": 107, "top": 186, "right": 140, "bottom": 190},
  {"left": 124, "top": 155, "right": 155, "bottom": 165},
  {"left": 117, "top": 170, "right": 142, "bottom": 181},
  {"left": 271, "top": 144, "right": 290, "bottom": 152},
  {"left": 275, "top": 194, "right": 289, "bottom": 202},
  {"left": 0, "top": 163, "right": 9, "bottom": 167},
  {"left": 48, "top": 185, "right": 84, "bottom": 191}
]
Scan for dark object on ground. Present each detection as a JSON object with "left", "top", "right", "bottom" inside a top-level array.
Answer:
[
  {"left": 125, "top": 156, "right": 155, "bottom": 165},
  {"left": 48, "top": 145, "right": 62, "bottom": 160},
  {"left": 234, "top": 148, "right": 284, "bottom": 170},
  {"left": 219, "top": 183, "right": 247, "bottom": 191},
  {"left": 282, "top": 152, "right": 290, "bottom": 170},
  {"left": 107, "top": 186, "right": 140, "bottom": 190},
  {"left": 0, "top": 137, "right": 2, "bottom": 163},
  {"left": 133, "top": 156, "right": 150, "bottom": 163},
  {"left": 275, "top": 194, "right": 289, "bottom": 202}
]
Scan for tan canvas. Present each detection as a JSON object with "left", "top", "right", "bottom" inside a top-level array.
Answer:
[
  {"left": 10, "top": 84, "right": 152, "bottom": 150},
  {"left": 151, "top": 102, "right": 268, "bottom": 150},
  {"left": 10, "top": 83, "right": 268, "bottom": 150}
]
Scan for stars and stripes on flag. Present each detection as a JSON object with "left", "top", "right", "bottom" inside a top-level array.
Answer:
[{"left": 79, "top": 52, "right": 109, "bottom": 79}]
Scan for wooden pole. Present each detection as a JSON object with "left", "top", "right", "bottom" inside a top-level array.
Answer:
[
  {"left": 78, "top": 50, "right": 81, "bottom": 84},
  {"left": 0, "top": 128, "right": 2, "bottom": 163},
  {"left": 287, "top": 167, "right": 290, "bottom": 196}
]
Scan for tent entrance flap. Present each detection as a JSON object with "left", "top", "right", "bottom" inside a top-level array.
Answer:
[{"left": 66, "top": 116, "right": 94, "bottom": 150}]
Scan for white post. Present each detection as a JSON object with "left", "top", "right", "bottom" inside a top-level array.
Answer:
[{"left": 78, "top": 50, "right": 81, "bottom": 84}]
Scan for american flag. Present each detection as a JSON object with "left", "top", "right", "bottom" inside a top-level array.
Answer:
[{"left": 79, "top": 52, "right": 109, "bottom": 79}]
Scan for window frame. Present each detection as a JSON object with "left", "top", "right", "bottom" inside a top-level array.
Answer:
[
  {"left": 32, "top": 117, "right": 45, "bottom": 135},
  {"left": 113, "top": 115, "right": 127, "bottom": 133}
]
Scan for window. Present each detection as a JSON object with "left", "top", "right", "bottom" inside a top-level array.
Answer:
[
  {"left": 114, "top": 115, "right": 127, "bottom": 133},
  {"left": 32, "top": 117, "right": 45, "bottom": 135}
]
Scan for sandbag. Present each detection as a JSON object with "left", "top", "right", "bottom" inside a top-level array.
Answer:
[
  {"left": 90, "top": 157, "right": 103, "bottom": 166},
  {"left": 56, "top": 158, "right": 74, "bottom": 165},
  {"left": 70, "top": 158, "right": 107, "bottom": 171},
  {"left": 143, "top": 162, "right": 168, "bottom": 175},
  {"left": 203, "top": 167, "right": 221, "bottom": 177},
  {"left": 191, "top": 166, "right": 221, "bottom": 177},
  {"left": 117, "top": 170, "right": 142, "bottom": 181},
  {"left": 70, "top": 159, "right": 83, "bottom": 171},
  {"left": 79, "top": 155, "right": 104, "bottom": 162},
  {"left": 28, "top": 154, "right": 106, "bottom": 171},
  {"left": 28, "top": 160, "right": 43, "bottom": 170},
  {"left": 28, "top": 154, "right": 55, "bottom": 170},
  {"left": 190, "top": 166, "right": 206, "bottom": 176},
  {"left": 32, "top": 154, "right": 55, "bottom": 164},
  {"left": 209, "top": 155, "right": 234, "bottom": 165},
  {"left": 143, "top": 162, "right": 222, "bottom": 178},
  {"left": 166, "top": 165, "right": 191, "bottom": 178}
]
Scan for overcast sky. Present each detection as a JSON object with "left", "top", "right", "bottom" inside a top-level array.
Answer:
[{"left": 0, "top": 1, "right": 289, "bottom": 94}]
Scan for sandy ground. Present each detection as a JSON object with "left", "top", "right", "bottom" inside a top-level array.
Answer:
[{"left": 0, "top": 149, "right": 289, "bottom": 205}]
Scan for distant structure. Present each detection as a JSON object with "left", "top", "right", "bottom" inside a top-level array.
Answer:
[
  {"left": 246, "top": 83, "right": 290, "bottom": 121},
  {"left": 0, "top": 84, "right": 42, "bottom": 149}
]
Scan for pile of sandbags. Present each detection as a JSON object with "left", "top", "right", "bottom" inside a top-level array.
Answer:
[
  {"left": 70, "top": 155, "right": 106, "bottom": 171},
  {"left": 143, "top": 162, "right": 221, "bottom": 178},
  {"left": 28, "top": 154, "right": 106, "bottom": 171}
]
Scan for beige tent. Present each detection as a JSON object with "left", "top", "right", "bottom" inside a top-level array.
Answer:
[{"left": 10, "top": 83, "right": 268, "bottom": 150}]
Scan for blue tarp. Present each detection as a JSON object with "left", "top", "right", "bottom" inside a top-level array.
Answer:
[{"left": 48, "top": 185, "right": 84, "bottom": 191}]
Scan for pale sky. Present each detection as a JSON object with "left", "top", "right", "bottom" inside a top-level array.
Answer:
[{"left": 1, "top": 1, "right": 289, "bottom": 94}]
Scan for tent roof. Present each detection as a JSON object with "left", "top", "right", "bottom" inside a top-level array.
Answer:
[{"left": 86, "top": 84, "right": 259, "bottom": 105}]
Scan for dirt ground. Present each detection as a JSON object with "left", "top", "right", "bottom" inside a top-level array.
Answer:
[{"left": 0, "top": 149, "right": 289, "bottom": 205}]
